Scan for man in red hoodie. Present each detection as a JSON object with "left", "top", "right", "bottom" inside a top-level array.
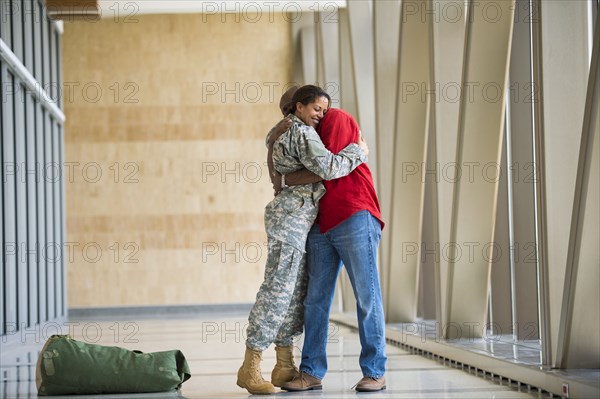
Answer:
[{"left": 279, "top": 108, "right": 387, "bottom": 392}]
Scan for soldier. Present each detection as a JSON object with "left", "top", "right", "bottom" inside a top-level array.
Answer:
[{"left": 236, "top": 85, "right": 369, "bottom": 395}]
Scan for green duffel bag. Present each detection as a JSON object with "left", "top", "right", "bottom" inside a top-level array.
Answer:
[{"left": 36, "top": 335, "right": 191, "bottom": 396}]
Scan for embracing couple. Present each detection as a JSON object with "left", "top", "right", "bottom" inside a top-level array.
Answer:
[{"left": 237, "top": 85, "right": 387, "bottom": 394}]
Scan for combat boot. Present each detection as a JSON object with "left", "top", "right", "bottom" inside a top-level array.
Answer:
[
  {"left": 271, "top": 345, "right": 300, "bottom": 387},
  {"left": 237, "top": 347, "right": 276, "bottom": 395}
]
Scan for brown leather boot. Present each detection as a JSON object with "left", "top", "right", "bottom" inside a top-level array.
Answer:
[
  {"left": 271, "top": 345, "right": 300, "bottom": 387},
  {"left": 236, "top": 347, "right": 276, "bottom": 395},
  {"left": 353, "top": 376, "right": 386, "bottom": 392},
  {"left": 281, "top": 371, "right": 323, "bottom": 391}
]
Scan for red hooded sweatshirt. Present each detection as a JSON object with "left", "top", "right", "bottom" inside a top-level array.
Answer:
[{"left": 315, "top": 108, "right": 384, "bottom": 233}]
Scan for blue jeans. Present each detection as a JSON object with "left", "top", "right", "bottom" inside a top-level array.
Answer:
[{"left": 299, "top": 210, "right": 387, "bottom": 380}]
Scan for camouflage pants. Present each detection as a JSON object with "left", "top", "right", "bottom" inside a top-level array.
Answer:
[{"left": 246, "top": 239, "right": 308, "bottom": 351}]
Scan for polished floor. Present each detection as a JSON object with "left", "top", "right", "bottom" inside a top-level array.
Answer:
[{"left": 1, "top": 313, "right": 546, "bottom": 398}]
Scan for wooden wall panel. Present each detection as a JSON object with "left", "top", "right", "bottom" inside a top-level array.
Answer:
[{"left": 62, "top": 14, "right": 291, "bottom": 307}]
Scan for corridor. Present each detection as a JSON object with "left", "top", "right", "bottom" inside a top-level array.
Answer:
[
  {"left": 1, "top": 311, "right": 542, "bottom": 399},
  {"left": 1, "top": 1, "right": 599, "bottom": 398}
]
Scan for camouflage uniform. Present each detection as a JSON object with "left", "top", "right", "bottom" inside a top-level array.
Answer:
[{"left": 246, "top": 114, "right": 367, "bottom": 351}]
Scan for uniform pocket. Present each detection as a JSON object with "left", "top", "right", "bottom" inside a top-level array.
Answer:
[{"left": 282, "top": 193, "right": 305, "bottom": 214}]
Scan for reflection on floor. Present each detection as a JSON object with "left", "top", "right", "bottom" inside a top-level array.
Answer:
[
  {"left": 388, "top": 320, "right": 543, "bottom": 365},
  {"left": 1, "top": 313, "right": 545, "bottom": 399}
]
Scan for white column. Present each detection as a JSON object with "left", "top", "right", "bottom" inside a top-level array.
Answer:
[
  {"left": 387, "top": 0, "right": 431, "bottom": 322},
  {"left": 445, "top": 0, "right": 516, "bottom": 339},
  {"left": 539, "top": 0, "right": 590, "bottom": 365},
  {"left": 373, "top": 0, "right": 401, "bottom": 316}
]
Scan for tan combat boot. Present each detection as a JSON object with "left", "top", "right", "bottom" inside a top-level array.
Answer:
[
  {"left": 236, "top": 347, "right": 276, "bottom": 395},
  {"left": 271, "top": 345, "right": 300, "bottom": 387}
]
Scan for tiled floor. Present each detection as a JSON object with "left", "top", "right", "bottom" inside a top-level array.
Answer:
[{"left": 1, "top": 314, "right": 544, "bottom": 398}]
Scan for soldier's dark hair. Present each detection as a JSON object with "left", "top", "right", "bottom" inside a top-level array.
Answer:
[{"left": 287, "top": 85, "right": 331, "bottom": 115}]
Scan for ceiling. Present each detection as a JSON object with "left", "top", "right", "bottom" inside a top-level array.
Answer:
[{"left": 98, "top": 0, "right": 347, "bottom": 16}]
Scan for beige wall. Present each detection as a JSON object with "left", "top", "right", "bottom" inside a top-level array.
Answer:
[{"left": 62, "top": 14, "right": 291, "bottom": 308}]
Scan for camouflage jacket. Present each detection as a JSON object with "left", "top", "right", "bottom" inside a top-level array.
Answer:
[{"left": 264, "top": 114, "right": 366, "bottom": 250}]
